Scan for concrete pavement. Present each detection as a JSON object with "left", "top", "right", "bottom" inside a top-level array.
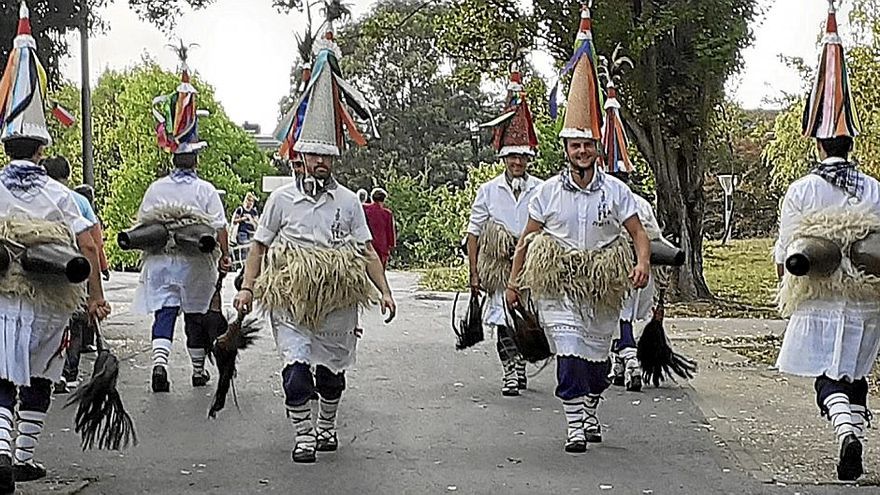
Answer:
[{"left": 16, "top": 272, "right": 876, "bottom": 494}]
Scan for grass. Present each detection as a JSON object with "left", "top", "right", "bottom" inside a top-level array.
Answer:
[{"left": 419, "top": 237, "right": 781, "bottom": 319}]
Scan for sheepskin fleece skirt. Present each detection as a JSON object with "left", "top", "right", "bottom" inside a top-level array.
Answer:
[
  {"left": 0, "top": 295, "right": 69, "bottom": 386},
  {"left": 269, "top": 306, "right": 359, "bottom": 374}
]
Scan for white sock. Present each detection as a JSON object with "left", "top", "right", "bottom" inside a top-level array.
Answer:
[
  {"left": 152, "top": 338, "right": 172, "bottom": 369},
  {"left": 825, "top": 393, "right": 855, "bottom": 445},
  {"left": 188, "top": 348, "right": 207, "bottom": 374},
  {"left": 14, "top": 410, "right": 46, "bottom": 465},
  {"left": 584, "top": 394, "right": 601, "bottom": 433},
  {"left": 562, "top": 398, "right": 585, "bottom": 442},
  {"left": 851, "top": 404, "right": 869, "bottom": 442},
  {"left": 0, "top": 408, "right": 12, "bottom": 458},
  {"left": 287, "top": 403, "right": 315, "bottom": 451}
]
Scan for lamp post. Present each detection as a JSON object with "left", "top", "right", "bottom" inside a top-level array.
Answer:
[
  {"left": 469, "top": 121, "right": 480, "bottom": 166},
  {"left": 79, "top": 0, "right": 95, "bottom": 188},
  {"left": 717, "top": 174, "right": 738, "bottom": 245}
]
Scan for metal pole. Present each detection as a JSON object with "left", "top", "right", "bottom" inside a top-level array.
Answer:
[
  {"left": 722, "top": 193, "right": 730, "bottom": 245},
  {"left": 79, "top": 0, "right": 95, "bottom": 188}
]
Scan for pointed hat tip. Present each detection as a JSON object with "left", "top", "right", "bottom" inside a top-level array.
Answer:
[
  {"left": 826, "top": 0, "right": 838, "bottom": 33},
  {"left": 17, "top": 1, "right": 32, "bottom": 36}
]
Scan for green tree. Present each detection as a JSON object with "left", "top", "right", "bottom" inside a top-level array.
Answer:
[
  {"left": 48, "top": 61, "right": 274, "bottom": 269},
  {"left": 0, "top": 0, "right": 215, "bottom": 88},
  {"left": 436, "top": 0, "right": 758, "bottom": 300}
]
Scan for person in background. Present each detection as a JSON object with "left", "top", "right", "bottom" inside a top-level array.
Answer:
[
  {"left": 73, "top": 184, "right": 109, "bottom": 281},
  {"left": 364, "top": 188, "right": 396, "bottom": 268},
  {"left": 232, "top": 192, "right": 260, "bottom": 246},
  {"left": 357, "top": 189, "right": 368, "bottom": 205}
]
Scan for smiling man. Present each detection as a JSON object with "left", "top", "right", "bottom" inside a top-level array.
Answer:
[
  {"left": 505, "top": 5, "right": 650, "bottom": 454},
  {"left": 467, "top": 68, "right": 543, "bottom": 397}
]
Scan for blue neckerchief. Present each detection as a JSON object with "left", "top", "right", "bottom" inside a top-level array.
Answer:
[
  {"left": 811, "top": 159, "right": 865, "bottom": 199},
  {"left": 170, "top": 168, "right": 198, "bottom": 184},
  {"left": 0, "top": 161, "right": 48, "bottom": 201}
]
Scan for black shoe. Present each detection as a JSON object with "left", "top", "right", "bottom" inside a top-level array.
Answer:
[
  {"left": 626, "top": 374, "right": 642, "bottom": 392},
  {"left": 316, "top": 429, "right": 338, "bottom": 452},
  {"left": 292, "top": 445, "right": 317, "bottom": 463},
  {"left": 837, "top": 434, "right": 863, "bottom": 481},
  {"left": 0, "top": 455, "right": 13, "bottom": 494},
  {"left": 585, "top": 426, "right": 602, "bottom": 443},
  {"left": 151, "top": 366, "right": 170, "bottom": 393},
  {"left": 13, "top": 461, "right": 46, "bottom": 482},
  {"left": 564, "top": 439, "right": 587, "bottom": 453},
  {"left": 53, "top": 379, "right": 69, "bottom": 395},
  {"left": 192, "top": 370, "right": 210, "bottom": 387}
]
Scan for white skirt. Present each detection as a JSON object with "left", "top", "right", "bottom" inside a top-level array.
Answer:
[
  {"left": 0, "top": 296, "right": 70, "bottom": 386},
  {"left": 269, "top": 305, "right": 359, "bottom": 374},
  {"left": 776, "top": 299, "right": 880, "bottom": 381},
  {"left": 132, "top": 254, "right": 218, "bottom": 314},
  {"left": 482, "top": 289, "right": 507, "bottom": 327},
  {"left": 620, "top": 277, "right": 655, "bottom": 323},
  {"left": 537, "top": 296, "right": 618, "bottom": 362}
]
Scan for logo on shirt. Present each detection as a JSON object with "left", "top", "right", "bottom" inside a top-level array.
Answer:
[
  {"left": 593, "top": 190, "right": 612, "bottom": 228},
  {"left": 330, "top": 208, "right": 345, "bottom": 245}
]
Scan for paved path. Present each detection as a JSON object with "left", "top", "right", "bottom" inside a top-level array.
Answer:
[{"left": 19, "top": 273, "right": 873, "bottom": 494}]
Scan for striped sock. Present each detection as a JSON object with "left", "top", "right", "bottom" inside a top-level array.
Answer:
[
  {"left": 851, "top": 404, "right": 870, "bottom": 442},
  {"left": 0, "top": 408, "right": 12, "bottom": 458},
  {"left": 584, "top": 394, "right": 601, "bottom": 434},
  {"left": 562, "top": 398, "right": 586, "bottom": 442},
  {"left": 825, "top": 393, "right": 855, "bottom": 446},
  {"left": 188, "top": 348, "right": 207, "bottom": 375},
  {"left": 152, "top": 338, "right": 172, "bottom": 369},
  {"left": 287, "top": 403, "right": 315, "bottom": 452},
  {"left": 317, "top": 398, "right": 340, "bottom": 431},
  {"left": 14, "top": 410, "right": 46, "bottom": 464}
]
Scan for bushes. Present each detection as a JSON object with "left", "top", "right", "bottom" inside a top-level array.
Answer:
[{"left": 47, "top": 61, "right": 274, "bottom": 270}]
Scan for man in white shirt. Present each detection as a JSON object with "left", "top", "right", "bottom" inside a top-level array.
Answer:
[
  {"left": 773, "top": 2, "right": 875, "bottom": 481},
  {"left": 132, "top": 56, "right": 231, "bottom": 393},
  {"left": 466, "top": 69, "right": 543, "bottom": 396},
  {"left": 506, "top": 4, "right": 650, "bottom": 454},
  {"left": 0, "top": 5, "right": 110, "bottom": 489},
  {"left": 234, "top": 29, "right": 392, "bottom": 465}
]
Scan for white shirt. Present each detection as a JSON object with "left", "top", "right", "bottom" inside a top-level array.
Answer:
[
  {"left": 774, "top": 158, "right": 880, "bottom": 264},
  {"left": 0, "top": 161, "right": 90, "bottom": 235},
  {"left": 467, "top": 173, "right": 543, "bottom": 237},
  {"left": 633, "top": 194, "right": 660, "bottom": 239},
  {"left": 529, "top": 172, "right": 639, "bottom": 250},
  {"left": 137, "top": 175, "right": 227, "bottom": 229},
  {"left": 254, "top": 182, "right": 372, "bottom": 248}
]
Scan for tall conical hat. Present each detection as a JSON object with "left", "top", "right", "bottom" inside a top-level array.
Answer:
[
  {"left": 480, "top": 70, "right": 539, "bottom": 157},
  {"left": 274, "top": 30, "right": 378, "bottom": 157},
  {"left": 601, "top": 83, "right": 633, "bottom": 173},
  {"left": 802, "top": 0, "right": 860, "bottom": 139},
  {"left": 550, "top": 3, "right": 603, "bottom": 140},
  {"left": 152, "top": 41, "right": 209, "bottom": 154},
  {"left": 0, "top": 2, "right": 51, "bottom": 145},
  {"left": 600, "top": 47, "right": 635, "bottom": 173}
]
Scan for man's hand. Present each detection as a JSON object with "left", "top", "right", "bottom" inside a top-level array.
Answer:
[
  {"left": 469, "top": 272, "right": 482, "bottom": 294},
  {"left": 630, "top": 261, "right": 650, "bottom": 289},
  {"left": 87, "top": 298, "right": 111, "bottom": 321},
  {"left": 219, "top": 255, "right": 233, "bottom": 273},
  {"left": 234, "top": 289, "right": 254, "bottom": 315},
  {"left": 505, "top": 287, "right": 520, "bottom": 308},
  {"left": 381, "top": 291, "right": 396, "bottom": 323}
]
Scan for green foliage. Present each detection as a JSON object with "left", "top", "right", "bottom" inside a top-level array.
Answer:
[{"left": 47, "top": 61, "right": 272, "bottom": 269}]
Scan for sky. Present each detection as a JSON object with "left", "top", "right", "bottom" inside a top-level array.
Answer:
[{"left": 59, "top": 0, "right": 845, "bottom": 134}]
